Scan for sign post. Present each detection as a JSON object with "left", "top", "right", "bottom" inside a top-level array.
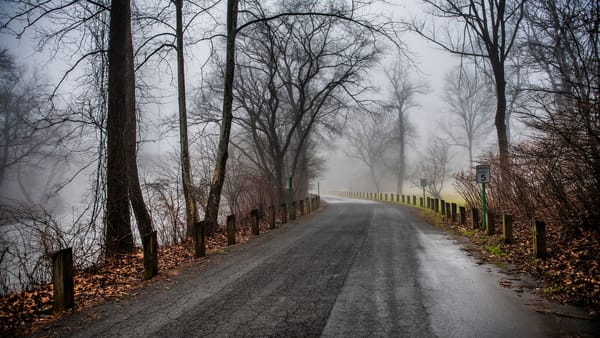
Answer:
[
  {"left": 475, "top": 165, "right": 491, "bottom": 229},
  {"left": 420, "top": 178, "right": 427, "bottom": 208}
]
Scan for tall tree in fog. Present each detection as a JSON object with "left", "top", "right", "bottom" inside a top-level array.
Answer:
[
  {"left": 345, "top": 112, "right": 390, "bottom": 193},
  {"left": 417, "top": 137, "right": 449, "bottom": 199},
  {"left": 415, "top": 0, "right": 526, "bottom": 169},
  {"left": 134, "top": 0, "right": 220, "bottom": 243},
  {"left": 0, "top": 49, "right": 48, "bottom": 189},
  {"left": 442, "top": 66, "right": 494, "bottom": 168},
  {"left": 385, "top": 60, "right": 425, "bottom": 195},
  {"left": 203, "top": 0, "right": 238, "bottom": 237},
  {"left": 106, "top": 0, "right": 153, "bottom": 256},
  {"left": 1, "top": 0, "right": 154, "bottom": 255}
]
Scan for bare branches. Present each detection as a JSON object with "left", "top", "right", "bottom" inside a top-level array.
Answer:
[
  {"left": 414, "top": 0, "right": 527, "bottom": 166},
  {"left": 228, "top": 3, "right": 382, "bottom": 202}
]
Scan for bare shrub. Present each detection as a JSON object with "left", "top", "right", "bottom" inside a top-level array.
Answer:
[{"left": 0, "top": 202, "right": 102, "bottom": 295}]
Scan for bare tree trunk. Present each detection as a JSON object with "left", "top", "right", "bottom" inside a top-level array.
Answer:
[
  {"left": 105, "top": 0, "right": 134, "bottom": 256},
  {"left": 493, "top": 62, "right": 510, "bottom": 169},
  {"left": 128, "top": 156, "right": 154, "bottom": 237},
  {"left": 204, "top": 0, "right": 238, "bottom": 235},
  {"left": 175, "top": 0, "right": 198, "bottom": 237}
]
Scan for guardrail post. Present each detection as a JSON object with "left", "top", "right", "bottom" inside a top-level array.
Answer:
[
  {"left": 486, "top": 212, "right": 495, "bottom": 235},
  {"left": 52, "top": 248, "right": 74, "bottom": 312},
  {"left": 143, "top": 231, "right": 158, "bottom": 280},
  {"left": 251, "top": 209, "right": 259, "bottom": 236},
  {"left": 194, "top": 221, "right": 206, "bottom": 257},
  {"left": 280, "top": 203, "right": 287, "bottom": 224},
  {"left": 227, "top": 215, "right": 236, "bottom": 245},
  {"left": 471, "top": 208, "right": 480, "bottom": 229},
  {"left": 290, "top": 201, "right": 297, "bottom": 220},
  {"left": 533, "top": 220, "right": 547, "bottom": 258},
  {"left": 451, "top": 203, "right": 457, "bottom": 223},
  {"left": 459, "top": 206, "right": 466, "bottom": 225},
  {"left": 503, "top": 214, "right": 513, "bottom": 243}
]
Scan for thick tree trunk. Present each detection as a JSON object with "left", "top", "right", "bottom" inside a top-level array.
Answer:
[
  {"left": 204, "top": 0, "right": 238, "bottom": 235},
  {"left": 105, "top": 0, "right": 134, "bottom": 256},
  {"left": 175, "top": 0, "right": 198, "bottom": 238},
  {"left": 493, "top": 63, "right": 510, "bottom": 170}
]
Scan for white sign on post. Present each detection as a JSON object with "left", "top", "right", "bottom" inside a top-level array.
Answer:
[{"left": 476, "top": 165, "right": 491, "bottom": 183}]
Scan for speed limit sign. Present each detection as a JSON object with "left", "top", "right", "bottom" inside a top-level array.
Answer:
[{"left": 476, "top": 165, "right": 491, "bottom": 183}]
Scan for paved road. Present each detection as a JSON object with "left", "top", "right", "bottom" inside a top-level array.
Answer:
[{"left": 43, "top": 196, "right": 598, "bottom": 337}]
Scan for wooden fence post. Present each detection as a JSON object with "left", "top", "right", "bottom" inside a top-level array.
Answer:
[
  {"left": 533, "top": 220, "right": 547, "bottom": 258},
  {"left": 227, "top": 215, "right": 236, "bottom": 245},
  {"left": 486, "top": 212, "right": 495, "bottom": 235},
  {"left": 194, "top": 221, "right": 205, "bottom": 257},
  {"left": 402, "top": 195, "right": 405, "bottom": 203},
  {"left": 434, "top": 199, "right": 439, "bottom": 213},
  {"left": 427, "top": 197, "right": 431, "bottom": 209},
  {"left": 305, "top": 198, "right": 310, "bottom": 214},
  {"left": 143, "top": 231, "right": 158, "bottom": 280},
  {"left": 451, "top": 203, "right": 457, "bottom": 223},
  {"left": 280, "top": 203, "right": 287, "bottom": 224},
  {"left": 471, "top": 208, "right": 480, "bottom": 229},
  {"left": 446, "top": 203, "right": 451, "bottom": 221},
  {"left": 459, "top": 206, "right": 466, "bottom": 225},
  {"left": 52, "top": 248, "right": 74, "bottom": 312},
  {"left": 299, "top": 199, "right": 305, "bottom": 216},
  {"left": 290, "top": 201, "right": 297, "bottom": 220},
  {"left": 268, "top": 206, "right": 276, "bottom": 229},
  {"left": 441, "top": 200, "right": 446, "bottom": 215},
  {"left": 251, "top": 209, "right": 259, "bottom": 236},
  {"left": 419, "top": 197, "right": 423, "bottom": 208},
  {"left": 503, "top": 214, "right": 513, "bottom": 243},
  {"left": 413, "top": 196, "right": 417, "bottom": 205}
]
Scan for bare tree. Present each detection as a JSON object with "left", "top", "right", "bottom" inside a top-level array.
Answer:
[
  {"left": 230, "top": 6, "right": 378, "bottom": 205},
  {"left": 417, "top": 137, "right": 450, "bottom": 199},
  {"left": 0, "top": 48, "right": 51, "bottom": 189},
  {"left": 345, "top": 111, "right": 390, "bottom": 193},
  {"left": 202, "top": 0, "right": 399, "bottom": 235},
  {"left": 134, "top": 0, "right": 220, "bottom": 241},
  {"left": 384, "top": 60, "right": 425, "bottom": 195},
  {"left": 442, "top": 66, "right": 494, "bottom": 168},
  {"left": 414, "top": 0, "right": 526, "bottom": 169}
]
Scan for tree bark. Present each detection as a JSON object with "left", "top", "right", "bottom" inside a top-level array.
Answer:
[
  {"left": 105, "top": 0, "right": 134, "bottom": 256},
  {"left": 204, "top": 0, "right": 238, "bottom": 235},
  {"left": 175, "top": 0, "right": 198, "bottom": 238},
  {"left": 493, "top": 60, "right": 510, "bottom": 169}
]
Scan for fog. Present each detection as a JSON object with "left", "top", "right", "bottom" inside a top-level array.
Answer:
[{"left": 0, "top": 0, "right": 504, "bottom": 216}]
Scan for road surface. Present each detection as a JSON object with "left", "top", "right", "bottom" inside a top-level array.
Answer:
[{"left": 41, "top": 196, "right": 598, "bottom": 337}]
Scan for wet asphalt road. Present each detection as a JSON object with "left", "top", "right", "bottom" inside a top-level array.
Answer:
[{"left": 44, "top": 196, "right": 598, "bottom": 337}]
